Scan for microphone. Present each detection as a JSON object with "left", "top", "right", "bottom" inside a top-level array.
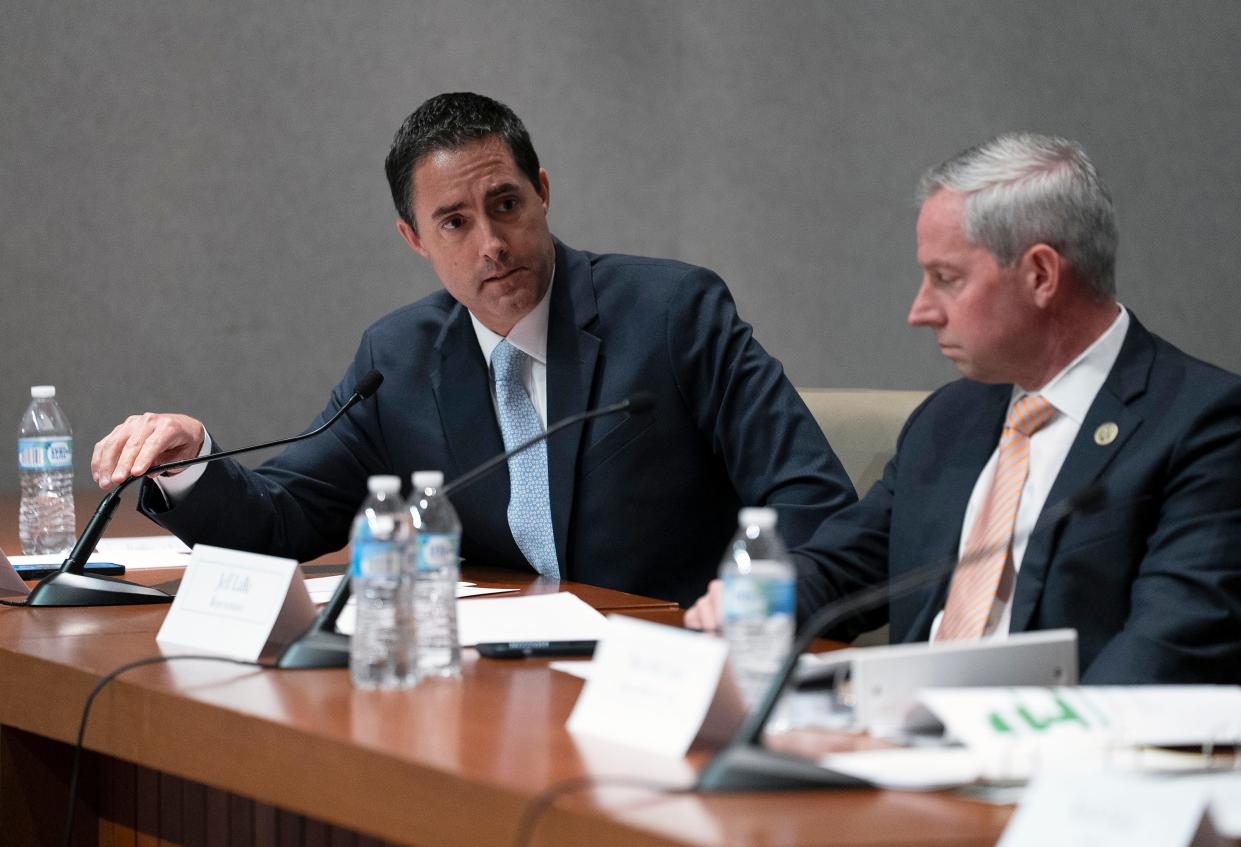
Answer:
[
  {"left": 24, "top": 371, "right": 385, "bottom": 608},
  {"left": 696, "top": 483, "right": 1107, "bottom": 792},
  {"left": 276, "top": 391, "right": 656, "bottom": 669},
  {"left": 441, "top": 391, "right": 655, "bottom": 497}
]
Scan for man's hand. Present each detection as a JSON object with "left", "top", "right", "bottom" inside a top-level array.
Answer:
[
  {"left": 684, "top": 578, "right": 725, "bottom": 631},
  {"left": 92, "top": 413, "right": 205, "bottom": 489}
]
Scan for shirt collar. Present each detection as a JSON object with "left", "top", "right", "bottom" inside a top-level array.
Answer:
[
  {"left": 1013, "top": 304, "right": 1129, "bottom": 425},
  {"left": 469, "top": 262, "right": 555, "bottom": 368}
]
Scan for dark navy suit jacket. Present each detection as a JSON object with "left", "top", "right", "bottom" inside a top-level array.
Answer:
[
  {"left": 794, "top": 315, "right": 1241, "bottom": 683},
  {"left": 142, "top": 239, "right": 856, "bottom": 605}
]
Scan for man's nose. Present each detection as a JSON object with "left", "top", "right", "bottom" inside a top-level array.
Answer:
[
  {"left": 907, "top": 279, "right": 944, "bottom": 327},
  {"left": 477, "top": 220, "right": 508, "bottom": 263}
]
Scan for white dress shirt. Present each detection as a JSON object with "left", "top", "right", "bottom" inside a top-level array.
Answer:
[
  {"left": 468, "top": 276, "right": 552, "bottom": 429},
  {"left": 930, "top": 305, "right": 1130, "bottom": 641},
  {"left": 158, "top": 273, "right": 556, "bottom": 502}
]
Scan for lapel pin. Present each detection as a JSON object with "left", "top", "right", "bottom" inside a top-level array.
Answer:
[{"left": 1094, "top": 422, "right": 1119, "bottom": 446}]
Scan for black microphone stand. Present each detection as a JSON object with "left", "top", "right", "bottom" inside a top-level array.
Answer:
[
  {"left": 24, "top": 373, "right": 383, "bottom": 607},
  {"left": 276, "top": 393, "right": 655, "bottom": 669}
]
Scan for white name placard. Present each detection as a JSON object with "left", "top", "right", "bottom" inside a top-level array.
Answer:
[
  {"left": 156, "top": 544, "right": 315, "bottom": 661},
  {"left": 566, "top": 615, "right": 744, "bottom": 758},
  {"left": 1000, "top": 772, "right": 1220, "bottom": 847},
  {"left": 0, "top": 548, "right": 30, "bottom": 597}
]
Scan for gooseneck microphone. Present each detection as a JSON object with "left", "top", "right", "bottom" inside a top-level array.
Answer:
[
  {"left": 276, "top": 391, "right": 657, "bottom": 669},
  {"left": 695, "top": 484, "right": 1107, "bottom": 792},
  {"left": 24, "top": 371, "right": 385, "bottom": 608},
  {"left": 441, "top": 392, "right": 655, "bottom": 497}
]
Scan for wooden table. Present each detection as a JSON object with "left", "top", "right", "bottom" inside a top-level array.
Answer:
[{"left": 0, "top": 493, "right": 1012, "bottom": 845}]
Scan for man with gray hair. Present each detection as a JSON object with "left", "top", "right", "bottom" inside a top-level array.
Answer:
[{"left": 688, "top": 133, "right": 1241, "bottom": 683}]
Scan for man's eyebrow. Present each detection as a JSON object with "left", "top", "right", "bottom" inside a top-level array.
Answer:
[
  {"left": 429, "top": 201, "right": 466, "bottom": 221},
  {"left": 428, "top": 183, "right": 521, "bottom": 221},
  {"left": 485, "top": 182, "right": 521, "bottom": 200}
]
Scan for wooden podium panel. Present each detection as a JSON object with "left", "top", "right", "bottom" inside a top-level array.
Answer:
[{"left": 0, "top": 495, "right": 1011, "bottom": 846}]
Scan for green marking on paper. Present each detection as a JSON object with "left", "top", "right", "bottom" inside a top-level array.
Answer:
[{"left": 989, "top": 712, "right": 1014, "bottom": 734}]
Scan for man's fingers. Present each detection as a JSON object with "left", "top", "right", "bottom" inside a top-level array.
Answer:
[
  {"left": 684, "top": 579, "right": 725, "bottom": 632},
  {"left": 91, "top": 414, "right": 205, "bottom": 488}
]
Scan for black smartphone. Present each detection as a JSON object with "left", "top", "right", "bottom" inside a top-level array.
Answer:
[
  {"left": 476, "top": 640, "right": 597, "bottom": 659},
  {"left": 13, "top": 561, "right": 126, "bottom": 580}
]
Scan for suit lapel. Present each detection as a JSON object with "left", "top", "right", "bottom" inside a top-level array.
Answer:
[
  {"left": 544, "top": 241, "right": 601, "bottom": 574},
  {"left": 1009, "top": 316, "right": 1154, "bottom": 633},
  {"left": 431, "top": 304, "right": 509, "bottom": 506}
]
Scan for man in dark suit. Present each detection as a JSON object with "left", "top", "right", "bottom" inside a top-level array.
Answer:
[
  {"left": 688, "top": 133, "right": 1241, "bottom": 682},
  {"left": 91, "top": 92, "right": 855, "bottom": 606}
]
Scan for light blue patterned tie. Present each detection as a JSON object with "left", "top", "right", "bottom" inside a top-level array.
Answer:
[{"left": 491, "top": 340, "right": 560, "bottom": 578}]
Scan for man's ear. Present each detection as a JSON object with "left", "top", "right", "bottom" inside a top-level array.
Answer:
[
  {"left": 1023, "top": 243, "right": 1064, "bottom": 308},
  {"left": 397, "top": 218, "right": 429, "bottom": 258},
  {"left": 537, "top": 168, "right": 550, "bottom": 212}
]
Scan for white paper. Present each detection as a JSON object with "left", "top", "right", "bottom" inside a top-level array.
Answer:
[
  {"left": 822, "top": 748, "right": 983, "bottom": 791},
  {"left": 457, "top": 592, "right": 608, "bottom": 647},
  {"left": 1000, "top": 772, "right": 1218, "bottom": 847},
  {"left": 566, "top": 615, "right": 731, "bottom": 758},
  {"left": 303, "top": 575, "right": 516, "bottom": 605},
  {"left": 919, "top": 686, "right": 1241, "bottom": 749},
  {"left": 457, "top": 586, "right": 519, "bottom": 598},
  {"left": 0, "top": 548, "right": 31, "bottom": 597},
  {"left": 156, "top": 544, "right": 315, "bottom": 661},
  {"left": 1176, "top": 773, "right": 1241, "bottom": 838},
  {"left": 550, "top": 660, "right": 594, "bottom": 680},
  {"left": 96, "top": 535, "right": 192, "bottom": 553}
]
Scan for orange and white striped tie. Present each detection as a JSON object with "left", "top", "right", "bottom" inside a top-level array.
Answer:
[{"left": 938, "top": 394, "right": 1058, "bottom": 641}]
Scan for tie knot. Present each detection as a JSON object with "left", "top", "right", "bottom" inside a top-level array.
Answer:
[
  {"left": 1006, "top": 394, "right": 1057, "bottom": 437},
  {"left": 492, "top": 339, "right": 527, "bottom": 384}
]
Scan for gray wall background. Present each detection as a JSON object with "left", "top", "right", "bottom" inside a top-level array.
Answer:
[{"left": 2, "top": 1, "right": 1239, "bottom": 494}]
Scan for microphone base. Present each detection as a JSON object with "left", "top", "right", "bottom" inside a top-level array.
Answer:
[
  {"left": 25, "top": 571, "right": 174, "bottom": 607},
  {"left": 695, "top": 744, "right": 867, "bottom": 792},
  {"left": 275, "top": 629, "right": 350, "bottom": 669}
]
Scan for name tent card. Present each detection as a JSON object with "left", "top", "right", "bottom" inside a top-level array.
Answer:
[
  {"left": 1000, "top": 772, "right": 1221, "bottom": 847},
  {"left": 0, "top": 548, "right": 30, "bottom": 597},
  {"left": 156, "top": 544, "right": 316, "bottom": 661},
  {"left": 566, "top": 615, "right": 744, "bottom": 758}
]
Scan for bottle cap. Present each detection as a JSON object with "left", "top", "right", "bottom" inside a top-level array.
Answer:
[
  {"left": 30, "top": 385, "right": 55, "bottom": 399},
  {"left": 738, "top": 507, "right": 777, "bottom": 529},
  {"left": 366, "top": 475, "right": 401, "bottom": 495},
  {"left": 412, "top": 470, "right": 444, "bottom": 490}
]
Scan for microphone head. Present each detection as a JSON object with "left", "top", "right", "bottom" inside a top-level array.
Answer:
[
  {"left": 625, "top": 391, "right": 656, "bottom": 415},
  {"left": 353, "top": 370, "right": 384, "bottom": 400}
]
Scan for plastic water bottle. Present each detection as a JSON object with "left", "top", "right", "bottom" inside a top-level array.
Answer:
[
  {"left": 720, "top": 507, "right": 796, "bottom": 710},
  {"left": 18, "top": 385, "right": 76, "bottom": 555},
  {"left": 409, "top": 470, "right": 462, "bottom": 680},
  {"left": 349, "top": 475, "right": 416, "bottom": 690}
]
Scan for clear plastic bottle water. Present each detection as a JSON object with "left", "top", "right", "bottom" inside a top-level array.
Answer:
[
  {"left": 720, "top": 507, "right": 796, "bottom": 710},
  {"left": 18, "top": 385, "right": 76, "bottom": 555},
  {"left": 349, "top": 475, "right": 416, "bottom": 690},
  {"left": 409, "top": 470, "right": 462, "bottom": 680}
]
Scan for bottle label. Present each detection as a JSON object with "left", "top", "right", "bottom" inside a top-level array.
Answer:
[
  {"left": 722, "top": 564, "right": 796, "bottom": 622},
  {"left": 18, "top": 437, "right": 73, "bottom": 471},
  {"left": 350, "top": 540, "right": 404, "bottom": 580},
  {"left": 415, "top": 532, "right": 460, "bottom": 573}
]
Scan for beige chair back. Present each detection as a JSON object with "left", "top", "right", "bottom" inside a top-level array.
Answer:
[{"left": 798, "top": 388, "right": 929, "bottom": 496}]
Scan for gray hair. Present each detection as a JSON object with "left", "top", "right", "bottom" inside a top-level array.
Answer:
[{"left": 917, "top": 133, "right": 1118, "bottom": 298}]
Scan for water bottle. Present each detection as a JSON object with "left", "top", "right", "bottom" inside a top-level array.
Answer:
[
  {"left": 409, "top": 470, "right": 462, "bottom": 680},
  {"left": 18, "top": 385, "right": 76, "bottom": 555},
  {"left": 349, "top": 475, "right": 416, "bottom": 690},
  {"left": 720, "top": 507, "right": 796, "bottom": 710}
]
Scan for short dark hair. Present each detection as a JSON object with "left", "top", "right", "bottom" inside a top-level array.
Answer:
[{"left": 384, "top": 92, "right": 541, "bottom": 229}]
